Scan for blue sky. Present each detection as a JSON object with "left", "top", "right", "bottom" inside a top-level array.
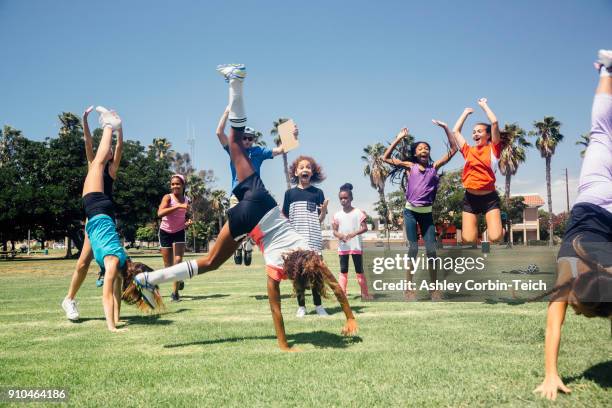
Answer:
[{"left": 1, "top": 0, "right": 611, "bottom": 218}]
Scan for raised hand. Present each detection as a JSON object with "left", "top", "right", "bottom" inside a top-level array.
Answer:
[
  {"left": 321, "top": 199, "right": 329, "bottom": 211},
  {"left": 463, "top": 107, "right": 474, "bottom": 115},
  {"left": 396, "top": 127, "right": 409, "bottom": 140},
  {"left": 84, "top": 105, "right": 94, "bottom": 118},
  {"left": 477, "top": 98, "right": 488, "bottom": 107},
  {"left": 432, "top": 119, "right": 448, "bottom": 128}
]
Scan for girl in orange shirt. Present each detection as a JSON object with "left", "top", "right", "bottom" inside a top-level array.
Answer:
[{"left": 452, "top": 98, "right": 503, "bottom": 243}]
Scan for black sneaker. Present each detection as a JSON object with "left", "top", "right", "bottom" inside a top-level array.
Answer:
[
  {"left": 244, "top": 250, "right": 252, "bottom": 266},
  {"left": 178, "top": 281, "right": 185, "bottom": 291},
  {"left": 234, "top": 248, "right": 243, "bottom": 265},
  {"left": 170, "top": 292, "right": 181, "bottom": 302}
]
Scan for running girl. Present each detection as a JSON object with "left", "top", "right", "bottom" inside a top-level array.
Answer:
[
  {"left": 452, "top": 98, "right": 503, "bottom": 243},
  {"left": 332, "top": 183, "right": 371, "bottom": 300},
  {"left": 62, "top": 105, "right": 123, "bottom": 321},
  {"left": 124, "top": 64, "right": 357, "bottom": 351},
  {"left": 533, "top": 49, "right": 612, "bottom": 401},
  {"left": 283, "top": 155, "right": 329, "bottom": 317},
  {"left": 158, "top": 174, "right": 192, "bottom": 302},
  {"left": 382, "top": 121, "right": 457, "bottom": 300}
]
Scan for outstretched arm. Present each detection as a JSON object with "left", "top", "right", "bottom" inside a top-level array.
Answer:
[
  {"left": 477, "top": 98, "right": 500, "bottom": 145},
  {"left": 215, "top": 106, "right": 230, "bottom": 147},
  {"left": 83, "top": 106, "right": 95, "bottom": 164},
  {"left": 382, "top": 128, "right": 413, "bottom": 168},
  {"left": 321, "top": 266, "right": 358, "bottom": 335},
  {"left": 109, "top": 127, "right": 123, "bottom": 178},
  {"left": 267, "top": 277, "right": 299, "bottom": 351},
  {"left": 452, "top": 108, "right": 473, "bottom": 149},
  {"left": 432, "top": 120, "right": 458, "bottom": 169},
  {"left": 533, "top": 301, "right": 571, "bottom": 401}
]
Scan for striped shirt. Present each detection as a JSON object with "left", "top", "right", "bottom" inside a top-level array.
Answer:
[{"left": 282, "top": 186, "right": 324, "bottom": 252}]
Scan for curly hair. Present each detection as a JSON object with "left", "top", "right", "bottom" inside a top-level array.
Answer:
[
  {"left": 121, "top": 260, "right": 165, "bottom": 312},
  {"left": 289, "top": 155, "right": 326, "bottom": 185},
  {"left": 283, "top": 250, "right": 339, "bottom": 299},
  {"left": 529, "top": 236, "right": 612, "bottom": 318}
]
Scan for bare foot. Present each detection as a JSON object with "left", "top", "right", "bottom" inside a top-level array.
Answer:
[
  {"left": 361, "top": 293, "right": 374, "bottom": 301},
  {"left": 404, "top": 290, "right": 417, "bottom": 302},
  {"left": 109, "top": 327, "right": 128, "bottom": 333},
  {"left": 430, "top": 290, "right": 443, "bottom": 301},
  {"left": 280, "top": 346, "right": 302, "bottom": 353}
]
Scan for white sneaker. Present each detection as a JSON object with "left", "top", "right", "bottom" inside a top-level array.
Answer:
[
  {"left": 296, "top": 306, "right": 307, "bottom": 318},
  {"left": 216, "top": 64, "right": 247, "bottom": 82},
  {"left": 315, "top": 305, "right": 329, "bottom": 316},
  {"left": 597, "top": 49, "right": 612, "bottom": 69},
  {"left": 133, "top": 272, "right": 159, "bottom": 309},
  {"left": 96, "top": 106, "right": 122, "bottom": 130},
  {"left": 62, "top": 297, "right": 79, "bottom": 321}
]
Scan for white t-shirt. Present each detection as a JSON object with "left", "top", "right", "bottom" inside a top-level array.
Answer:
[{"left": 332, "top": 208, "right": 366, "bottom": 255}]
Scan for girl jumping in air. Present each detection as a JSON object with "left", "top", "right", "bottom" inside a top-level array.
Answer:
[
  {"left": 452, "top": 98, "right": 504, "bottom": 244},
  {"left": 124, "top": 64, "right": 358, "bottom": 351},
  {"left": 533, "top": 49, "right": 612, "bottom": 401},
  {"left": 62, "top": 105, "right": 123, "bottom": 321},
  {"left": 157, "top": 174, "right": 192, "bottom": 302},
  {"left": 382, "top": 121, "right": 457, "bottom": 300},
  {"left": 332, "top": 183, "right": 371, "bottom": 300}
]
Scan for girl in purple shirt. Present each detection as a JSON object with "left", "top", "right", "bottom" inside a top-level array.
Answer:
[{"left": 383, "top": 121, "right": 457, "bottom": 300}]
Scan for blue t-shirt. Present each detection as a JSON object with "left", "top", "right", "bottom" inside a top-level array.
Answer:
[{"left": 223, "top": 145, "right": 274, "bottom": 189}]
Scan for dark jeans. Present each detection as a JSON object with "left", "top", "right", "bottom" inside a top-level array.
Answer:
[
  {"left": 297, "top": 253, "right": 323, "bottom": 307},
  {"left": 403, "top": 208, "right": 437, "bottom": 258}
]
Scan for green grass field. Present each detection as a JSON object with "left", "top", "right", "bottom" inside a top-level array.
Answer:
[{"left": 0, "top": 249, "right": 610, "bottom": 407}]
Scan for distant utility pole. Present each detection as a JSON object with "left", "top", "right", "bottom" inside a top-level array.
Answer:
[
  {"left": 565, "top": 168, "right": 570, "bottom": 213},
  {"left": 187, "top": 120, "right": 196, "bottom": 252}
]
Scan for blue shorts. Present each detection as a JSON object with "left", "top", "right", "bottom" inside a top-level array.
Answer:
[{"left": 85, "top": 214, "right": 128, "bottom": 270}]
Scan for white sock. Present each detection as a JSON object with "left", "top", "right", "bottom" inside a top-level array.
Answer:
[
  {"left": 146, "top": 260, "right": 198, "bottom": 285},
  {"left": 228, "top": 79, "right": 247, "bottom": 128}
]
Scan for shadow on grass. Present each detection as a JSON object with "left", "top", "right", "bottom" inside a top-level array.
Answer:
[
  {"left": 323, "top": 305, "right": 367, "bottom": 315},
  {"left": 484, "top": 297, "right": 527, "bottom": 306},
  {"left": 250, "top": 294, "right": 293, "bottom": 301},
  {"left": 164, "top": 330, "right": 362, "bottom": 349},
  {"left": 177, "top": 294, "right": 229, "bottom": 301},
  {"left": 72, "top": 308, "right": 190, "bottom": 326},
  {"left": 564, "top": 360, "right": 612, "bottom": 388}
]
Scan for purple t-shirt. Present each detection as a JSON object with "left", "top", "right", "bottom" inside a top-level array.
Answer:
[{"left": 405, "top": 164, "right": 440, "bottom": 207}]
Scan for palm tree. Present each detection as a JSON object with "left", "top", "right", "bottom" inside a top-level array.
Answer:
[
  {"left": 575, "top": 133, "right": 590, "bottom": 158},
  {"left": 498, "top": 123, "right": 531, "bottom": 247},
  {"left": 270, "top": 118, "right": 291, "bottom": 189},
  {"left": 499, "top": 123, "right": 531, "bottom": 201},
  {"left": 149, "top": 137, "right": 172, "bottom": 160},
  {"left": 361, "top": 143, "right": 391, "bottom": 239},
  {"left": 209, "top": 190, "right": 228, "bottom": 234},
  {"left": 58, "top": 112, "right": 82, "bottom": 137},
  {"left": 251, "top": 130, "right": 266, "bottom": 147},
  {"left": 530, "top": 116, "right": 564, "bottom": 246}
]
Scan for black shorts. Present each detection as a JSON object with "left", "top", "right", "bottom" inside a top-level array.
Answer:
[
  {"left": 463, "top": 191, "right": 500, "bottom": 214},
  {"left": 83, "top": 192, "right": 115, "bottom": 221},
  {"left": 557, "top": 203, "right": 612, "bottom": 266},
  {"left": 339, "top": 254, "right": 364, "bottom": 274},
  {"left": 227, "top": 173, "right": 277, "bottom": 240},
  {"left": 159, "top": 229, "right": 186, "bottom": 248}
]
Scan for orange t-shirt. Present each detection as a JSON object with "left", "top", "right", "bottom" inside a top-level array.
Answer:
[{"left": 460, "top": 142, "right": 501, "bottom": 191}]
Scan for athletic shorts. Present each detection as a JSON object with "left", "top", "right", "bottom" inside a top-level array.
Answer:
[
  {"left": 557, "top": 202, "right": 612, "bottom": 267},
  {"left": 85, "top": 214, "right": 127, "bottom": 270},
  {"left": 339, "top": 254, "right": 364, "bottom": 274},
  {"left": 463, "top": 191, "right": 500, "bottom": 214},
  {"left": 83, "top": 192, "right": 115, "bottom": 221},
  {"left": 227, "top": 173, "right": 277, "bottom": 240},
  {"left": 159, "top": 228, "right": 186, "bottom": 248}
]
